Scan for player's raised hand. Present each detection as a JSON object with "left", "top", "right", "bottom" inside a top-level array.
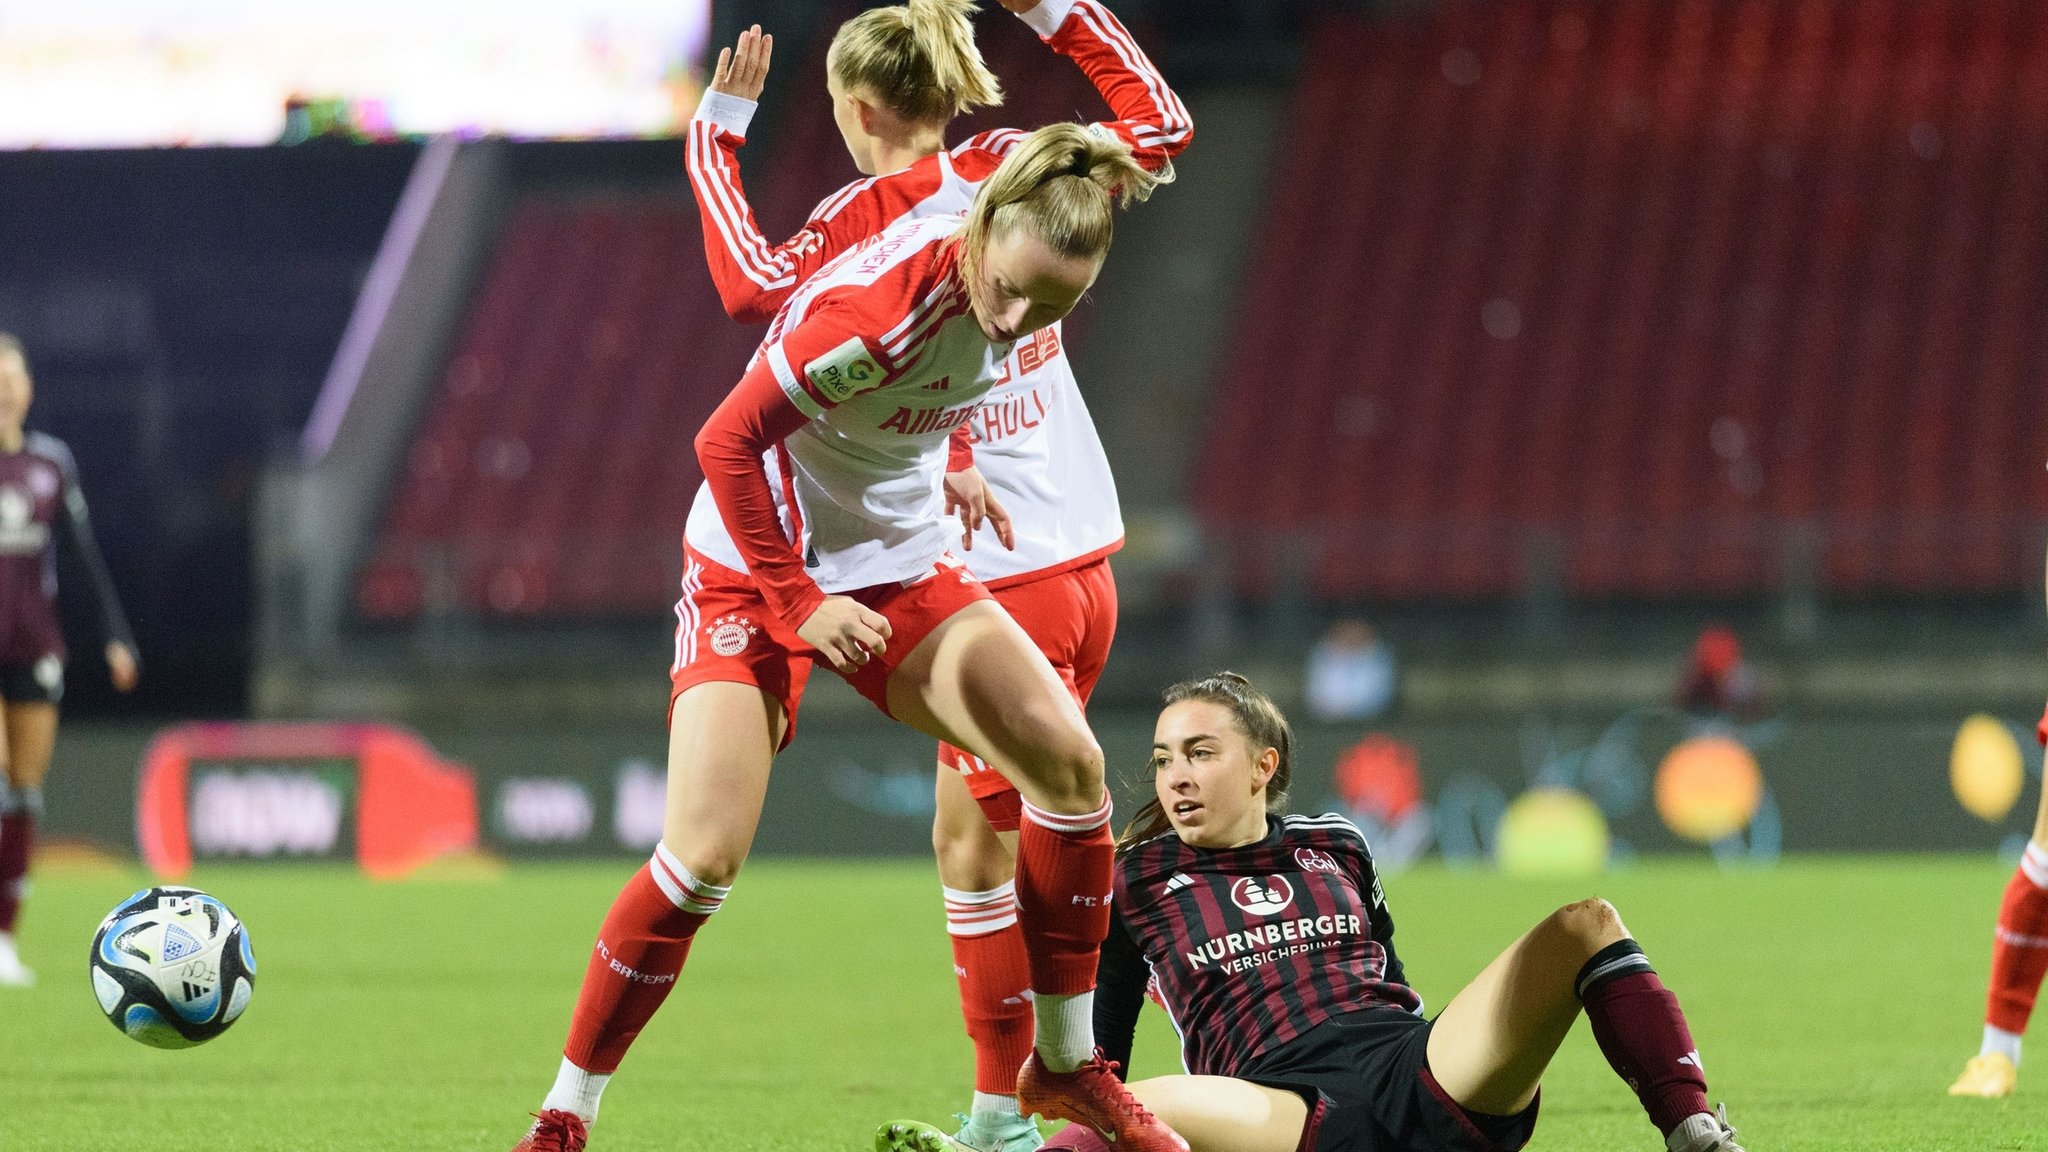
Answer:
[
  {"left": 798, "top": 596, "right": 892, "bottom": 674},
  {"left": 106, "top": 641, "right": 138, "bottom": 693},
  {"left": 711, "top": 25, "right": 774, "bottom": 103},
  {"left": 996, "top": 0, "right": 1043, "bottom": 15}
]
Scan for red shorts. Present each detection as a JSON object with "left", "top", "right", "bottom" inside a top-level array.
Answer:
[
  {"left": 670, "top": 546, "right": 992, "bottom": 748},
  {"left": 938, "top": 558, "right": 1118, "bottom": 832}
]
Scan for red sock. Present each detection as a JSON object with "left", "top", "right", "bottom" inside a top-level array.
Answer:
[
  {"left": 0, "top": 789, "right": 39, "bottom": 935},
  {"left": 1577, "top": 940, "right": 1710, "bottom": 1136},
  {"left": 945, "top": 883, "right": 1036, "bottom": 1094},
  {"left": 561, "top": 845, "right": 726, "bottom": 1073},
  {"left": 1014, "top": 794, "right": 1114, "bottom": 995},
  {"left": 1988, "top": 843, "right": 2048, "bottom": 1034}
]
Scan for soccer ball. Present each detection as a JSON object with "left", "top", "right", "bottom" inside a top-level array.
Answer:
[{"left": 89, "top": 886, "right": 256, "bottom": 1048}]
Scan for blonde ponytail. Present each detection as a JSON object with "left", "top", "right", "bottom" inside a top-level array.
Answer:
[
  {"left": 830, "top": 0, "right": 1002, "bottom": 124},
  {"left": 957, "top": 122, "right": 1167, "bottom": 294}
]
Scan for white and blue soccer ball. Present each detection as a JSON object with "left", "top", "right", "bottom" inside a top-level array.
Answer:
[{"left": 89, "top": 885, "right": 255, "bottom": 1048}]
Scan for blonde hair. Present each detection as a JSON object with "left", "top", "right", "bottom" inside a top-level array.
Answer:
[
  {"left": 829, "top": 0, "right": 1002, "bottom": 124},
  {"left": 956, "top": 122, "right": 1165, "bottom": 293},
  {"left": 0, "top": 333, "right": 25, "bottom": 374},
  {"left": 1119, "top": 672, "right": 1295, "bottom": 852}
]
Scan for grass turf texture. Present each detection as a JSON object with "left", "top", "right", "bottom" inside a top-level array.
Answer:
[{"left": 6, "top": 856, "right": 2044, "bottom": 1151}]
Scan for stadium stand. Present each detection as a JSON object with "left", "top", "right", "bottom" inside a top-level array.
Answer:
[{"left": 1200, "top": 0, "right": 2048, "bottom": 600}]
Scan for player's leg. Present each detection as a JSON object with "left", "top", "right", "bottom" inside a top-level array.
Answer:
[
  {"left": 1427, "top": 898, "right": 1736, "bottom": 1151},
  {"left": 0, "top": 696, "right": 54, "bottom": 987},
  {"left": 0, "top": 689, "right": 22, "bottom": 987},
  {"left": 516, "top": 681, "right": 785, "bottom": 1152},
  {"left": 1953, "top": 710, "right": 2048, "bottom": 1098},
  {"left": 884, "top": 600, "right": 1179, "bottom": 1150},
  {"left": 933, "top": 755, "right": 1037, "bottom": 1150},
  {"left": 882, "top": 1077, "right": 1304, "bottom": 1152}
]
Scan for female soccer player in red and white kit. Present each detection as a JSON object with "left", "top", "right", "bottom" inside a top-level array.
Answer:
[
  {"left": 889, "top": 673, "right": 1749, "bottom": 1152},
  {"left": 1950, "top": 544, "right": 2048, "bottom": 1098},
  {"left": 685, "top": 3, "right": 1188, "bottom": 1147},
  {"left": 0, "top": 334, "right": 140, "bottom": 988},
  {"left": 510, "top": 127, "right": 1181, "bottom": 1152}
]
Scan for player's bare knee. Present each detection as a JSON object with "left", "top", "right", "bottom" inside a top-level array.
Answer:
[
  {"left": 1026, "top": 730, "right": 1105, "bottom": 813},
  {"left": 1550, "top": 898, "right": 1628, "bottom": 954}
]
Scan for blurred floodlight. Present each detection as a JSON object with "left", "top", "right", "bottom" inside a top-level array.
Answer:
[{"left": 0, "top": 0, "right": 711, "bottom": 147}]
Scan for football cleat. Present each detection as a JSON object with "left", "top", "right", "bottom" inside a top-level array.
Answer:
[
  {"left": 0, "top": 937, "right": 34, "bottom": 988},
  {"left": 511, "top": 1109, "right": 588, "bottom": 1152},
  {"left": 1017, "top": 1051, "right": 1187, "bottom": 1152},
  {"left": 1666, "top": 1104, "right": 1746, "bottom": 1152},
  {"left": 878, "top": 1113, "right": 1045, "bottom": 1152},
  {"left": 1948, "top": 1053, "right": 2018, "bottom": 1098},
  {"left": 953, "top": 1111, "right": 1046, "bottom": 1152},
  {"left": 877, "top": 1119, "right": 974, "bottom": 1152}
]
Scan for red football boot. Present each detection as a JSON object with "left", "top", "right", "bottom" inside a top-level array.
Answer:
[
  {"left": 1017, "top": 1050, "right": 1189, "bottom": 1152},
  {"left": 511, "top": 1110, "right": 588, "bottom": 1152}
]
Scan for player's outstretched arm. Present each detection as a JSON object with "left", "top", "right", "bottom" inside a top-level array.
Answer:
[{"left": 977, "top": 0, "right": 1192, "bottom": 173}]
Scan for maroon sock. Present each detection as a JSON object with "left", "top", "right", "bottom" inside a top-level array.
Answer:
[
  {"left": 1043, "top": 1123, "right": 1114, "bottom": 1151},
  {"left": 1577, "top": 939, "right": 1709, "bottom": 1136},
  {"left": 0, "top": 791, "right": 38, "bottom": 935}
]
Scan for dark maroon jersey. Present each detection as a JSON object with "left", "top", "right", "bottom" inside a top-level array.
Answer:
[
  {"left": 0, "top": 432, "right": 133, "bottom": 667},
  {"left": 1097, "top": 812, "right": 1421, "bottom": 1079}
]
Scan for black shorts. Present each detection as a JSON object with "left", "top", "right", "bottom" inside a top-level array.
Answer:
[
  {"left": 1241, "top": 1008, "right": 1539, "bottom": 1152},
  {"left": 0, "top": 655, "right": 63, "bottom": 704}
]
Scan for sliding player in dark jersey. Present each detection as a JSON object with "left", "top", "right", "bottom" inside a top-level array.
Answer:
[
  {"left": 885, "top": 673, "right": 1746, "bottom": 1152},
  {"left": 0, "top": 333, "right": 139, "bottom": 988}
]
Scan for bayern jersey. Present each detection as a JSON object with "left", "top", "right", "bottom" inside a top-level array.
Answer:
[
  {"left": 1100, "top": 813, "right": 1420, "bottom": 1079},
  {"left": 687, "top": 0, "right": 1192, "bottom": 585},
  {"left": 685, "top": 213, "right": 1011, "bottom": 592}
]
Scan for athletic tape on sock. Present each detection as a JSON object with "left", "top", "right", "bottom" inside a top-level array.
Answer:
[
  {"left": 1576, "top": 938, "right": 1656, "bottom": 1000},
  {"left": 15, "top": 788, "right": 40, "bottom": 821}
]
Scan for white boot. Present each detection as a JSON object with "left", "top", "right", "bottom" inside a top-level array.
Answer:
[
  {"left": 1667, "top": 1105, "right": 1744, "bottom": 1152},
  {"left": 0, "top": 934, "right": 34, "bottom": 988}
]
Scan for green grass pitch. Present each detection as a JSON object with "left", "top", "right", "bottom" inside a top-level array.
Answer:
[{"left": 8, "top": 855, "right": 2047, "bottom": 1150}]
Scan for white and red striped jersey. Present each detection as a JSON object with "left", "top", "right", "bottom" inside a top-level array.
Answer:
[
  {"left": 687, "top": 213, "right": 1016, "bottom": 626},
  {"left": 687, "top": 0, "right": 1190, "bottom": 586}
]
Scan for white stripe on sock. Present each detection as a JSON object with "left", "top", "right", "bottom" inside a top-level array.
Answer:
[
  {"left": 1020, "top": 793, "right": 1112, "bottom": 835},
  {"left": 944, "top": 882, "right": 1019, "bottom": 937},
  {"left": 650, "top": 843, "right": 731, "bottom": 915},
  {"left": 2022, "top": 843, "right": 2048, "bottom": 890}
]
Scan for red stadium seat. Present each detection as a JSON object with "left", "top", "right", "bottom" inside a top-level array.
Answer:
[{"left": 1202, "top": 0, "right": 2048, "bottom": 602}]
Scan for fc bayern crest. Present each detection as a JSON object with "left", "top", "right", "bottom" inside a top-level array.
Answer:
[
  {"left": 1229, "top": 875, "right": 1295, "bottom": 917},
  {"left": 707, "top": 614, "right": 758, "bottom": 657}
]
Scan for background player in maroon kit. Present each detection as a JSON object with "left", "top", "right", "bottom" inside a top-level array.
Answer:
[
  {"left": 1949, "top": 544, "right": 2048, "bottom": 1097},
  {"left": 692, "top": 5, "right": 1188, "bottom": 1147},
  {"left": 0, "top": 333, "right": 139, "bottom": 988},
  {"left": 510, "top": 128, "right": 1183, "bottom": 1152},
  {"left": 893, "top": 673, "right": 1748, "bottom": 1152}
]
